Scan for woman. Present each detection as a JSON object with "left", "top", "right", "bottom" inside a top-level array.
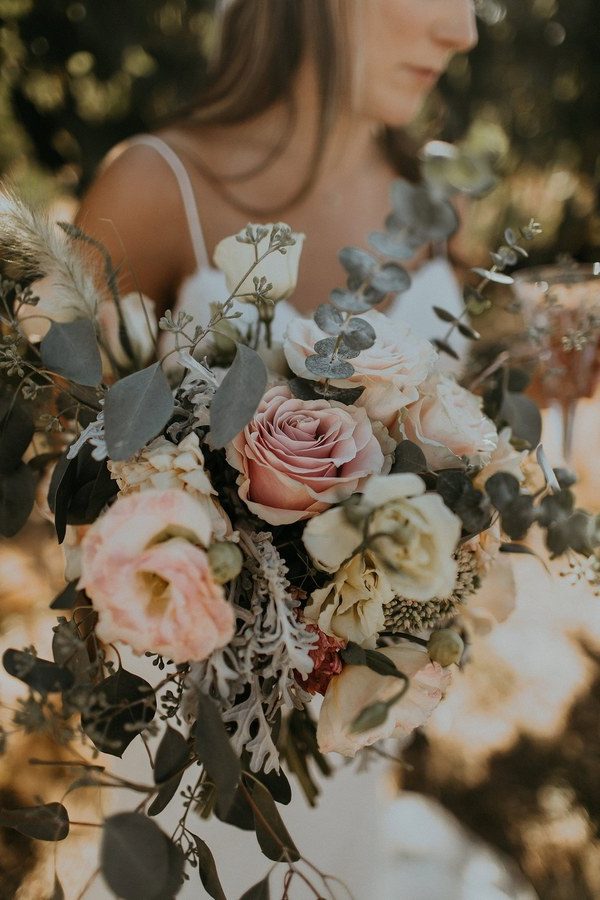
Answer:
[
  {"left": 76, "top": 0, "right": 477, "bottom": 338},
  {"left": 76, "top": 3, "right": 479, "bottom": 896}
]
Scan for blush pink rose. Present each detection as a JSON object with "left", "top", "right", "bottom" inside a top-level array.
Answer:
[
  {"left": 226, "top": 384, "right": 387, "bottom": 525},
  {"left": 400, "top": 374, "right": 498, "bottom": 470},
  {"left": 284, "top": 309, "right": 437, "bottom": 427},
  {"left": 79, "top": 489, "right": 234, "bottom": 663}
]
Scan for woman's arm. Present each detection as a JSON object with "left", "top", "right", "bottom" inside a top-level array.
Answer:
[{"left": 75, "top": 143, "right": 191, "bottom": 314}]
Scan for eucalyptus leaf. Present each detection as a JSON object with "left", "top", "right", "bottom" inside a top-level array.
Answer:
[
  {"left": 314, "top": 304, "right": 344, "bottom": 335},
  {"left": 193, "top": 835, "right": 227, "bottom": 900},
  {"left": 313, "top": 337, "right": 360, "bottom": 360},
  {"left": 432, "top": 338, "right": 460, "bottom": 361},
  {"left": 40, "top": 319, "right": 102, "bottom": 386},
  {"left": 210, "top": 343, "right": 267, "bottom": 449},
  {"left": 0, "top": 398, "right": 34, "bottom": 474},
  {"left": 50, "top": 581, "right": 82, "bottom": 611},
  {"left": 0, "top": 462, "right": 35, "bottom": 537},
  {"left": 82, "top": 667, "right": 156, "bottom": 757},
  {"left": 0, "top": 802, "right": 69, "bottom": 841},
  {"left": 250, "top": 780, "right": 300, "bottom": 863},
  {"left": 500, "top": 391, "right": 542, "bottom": 447},
  {"left": 154, "top": 726, "right": 190, "bottom": 784},
  {"left": 471, "top": 267, "right": 515, "bottom": 286},
  {"left": 371, "top": 263, "right": 411, "bottom": 295},
  {"left": 484, "top": 472, "right": 521, "bottom": 512},
  {"left": 193, "top": 692, "right": 241, "bottom": 818},
  {"left": 104, "top": 362, "right": 174, "bottom": 460},
  {"left": 342, "top": 317, "right": 376, "bottom": 351},
  {"left": 350, "top": 701, "right": 389, "bottom": 734},
  {"left": 329, "top": 288, "right": 373, "bottom": 315},
  {"left": 240, "top": 875, "right": 271, "bottom": 900},
  {"left": 390, "top": 180, "right": 459, "bottom": 242},
  {"left": 456, "top": 321, "right": 481, "bottom": 341},
  {"left": 305, "top": 355, "right": 355, "bottom": 380},
  {"left": 338, "top": 247, "right": 377, "bottom": 281},
  {"left": 433, "top": 306, "right": 457, "bottom": 324},
  {"left": 100, "top": 813, "right": 170, "bottom": 900},
  {"left": 147, "top": 775, "right": 183, "bottom": 817},
  {"left": 392, "top": 440, "right": 428, "bottom": 474},
  {"left": 287, "top": 378, "right": 320, "bottom": 401},
  {"left": 368, "top": 231, "right": 416, "bottom": 261},
  {"left": 3, "top": 648, "right": 74, "bottom": 694}
]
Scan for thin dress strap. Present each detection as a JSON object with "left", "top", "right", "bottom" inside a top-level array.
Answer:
[{"left": 125, "top": 134, "right": 210, "bottom": 271}]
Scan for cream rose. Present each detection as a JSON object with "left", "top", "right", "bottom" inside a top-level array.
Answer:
[
  {"left": 97, "top": 292, "right": 158, "bottom": 369},
  {"left": 226, "top": 384, "right": 387, "bottom": 526},
  {"left": 317, "top": 643, "right": 452, "bottom": 757},
  {"left": 79, "top": 489, "right": 234, "bottom": 663},
  {"left": 303, "top": 473, "right": 461, "bottom": 601},
  {"left": 304, "top": 551, "right": 394, "bottom": 649},
  {"left": 399, "top": 374, "right": 498, "bottom": 470},
  {"left": 109, "top": 432, "right": 232, "bottom": 541},
  {"left": 284, "top": 309, "right": 437, "bottom": 427},
  {"left": 213, "top": 223, "right": 305, "bottom": 301}
]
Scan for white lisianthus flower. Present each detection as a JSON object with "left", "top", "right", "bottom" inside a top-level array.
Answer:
[
  {"left": 284, "top": 309, "right": 437, "bottom": 428},
  {"left": 303, "top": 473, "right": 461, "bottom": 602},
  {"left": 304, "top": 551, "right": 394, "bottom": 649},
  {"left": 109, "top": 432, "right": 233, "bottom": 541},
  {"left": 213, "top": 223, "right": 305, "bottom": 301},
  {"left": 317, "top": 643, "right": 452, "bottom": 757},
  {"left": 473, "top": 427, "right": 527, "bottom": 488},
  {"left": 399, "top": 374, "right": 498, "bottom": 470},
  {"left": 97, "top": 293, "right": 158, "bottom": 368}
]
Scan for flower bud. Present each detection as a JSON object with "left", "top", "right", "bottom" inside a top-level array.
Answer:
[
  {"left": 427, "top": 629, "right": 464, "bottom": 667},
  {"left": 207, "top": 541, "right": 243, "bottom": 584}
]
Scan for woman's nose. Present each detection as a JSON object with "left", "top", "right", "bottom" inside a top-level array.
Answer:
[{"left": 432, "top": 0, "right": 479, "bottom": 54}]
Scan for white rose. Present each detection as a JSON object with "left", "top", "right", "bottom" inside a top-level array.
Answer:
[
  {"left": 213, "top": 223, "right": 305, "bottom": 301},
  {"left": 317, "top": 642, "right": 452, "bottom": 757},
  {"left": 303, "top": 473, "right": 461, "bottom": 602},
  {"left": 400, "top": 374, "right": 498, "bottom": 470},
  {"left": 473, "top": 427, "right": 527, "bottom": 488},
  {"left": 304, "top": 551, "right": 394, "bottom": 648},
  {"left": 97, "top": 292, "right": 158, "bottom": 369},
  {"left": 109, "top": 432, "right": 232, "bottom": 541},
  {"left": 284, "top": 309, "right": 437, "bottom": 428}
]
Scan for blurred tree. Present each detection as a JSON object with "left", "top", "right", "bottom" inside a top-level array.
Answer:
[{"left": 0, "top": 0, "right": 214, "bottom": 191}]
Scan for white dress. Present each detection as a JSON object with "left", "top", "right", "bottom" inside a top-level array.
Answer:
[{"left": 94, "top": 135, "right": 470, "bottom": 900}]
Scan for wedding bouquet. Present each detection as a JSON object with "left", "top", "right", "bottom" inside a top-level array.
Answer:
[{"left": 0, "top": 145, "right": 597, "bottom": 899}]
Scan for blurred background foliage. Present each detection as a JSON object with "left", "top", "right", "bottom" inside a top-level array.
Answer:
[{"left": 0, "top": 0, "right": 598, "bottom": 264}]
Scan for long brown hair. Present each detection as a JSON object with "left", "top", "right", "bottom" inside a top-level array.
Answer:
[{"left": 173, "top": 0, "right": 419, "bottom": 214}]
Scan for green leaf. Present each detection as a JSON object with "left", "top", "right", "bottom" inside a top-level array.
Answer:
[
  {"left": 349, "top": 701, "right": 390, "bottom": 735},
  {"left": 50, "top": 581, "right": 82, "bottom": 610},
  {"left": 342, "top": 317, "right": 376, "bottom": 351},
  {"left": 392, "top": 440, "right": 427, "bottom": 474},
  {"left": 368, "top": 230, "right": 415, "bottom": 261},
  {"left": 0, "top": 462, "right": 35, "bottom": 537},
  {"left": 338, "top": 247, "right": 377, "bottom": 281},
  {"left": 104, "top": 362, "right": 174, "bottom": 460},
  {"left": 209, "top": 343, "right": 267, "bottom": 449},
  {"left": 154, "top": 726, "right": 190, "bottom": 784},
  {"left": 250, "top": 780, "right": 300, "bottom": 863},
  {"left": 193, "top": 692, "right": 241, "bottom": 818},
  {"left": 329, "top": 288, "right": 373, "bottom": 315},
  {"left": 40, "top": 319, "right": 102, "bottom": 386},
  {"left": 305, "top": 354, "right": 354, "bottom": 380},
  {"left": 471, "top": 267, "right": 514, "bottom": 285},
  {"left": 432, "top": 338, "right": 460, "bottom": 360},
  {"left": 485, "top": 472, "right": 521, "bottom": 512},
  {"left": 371, "top": 263, "right": 411, "bottom": 294},
  {"left": 314, "top": 304, "right": 343, "bottom": 335},
  {"left": 0, "top": 397, "right": 34, "bottom": 474},
  {"left": 193, "top": 835, "right": 227, "bottom": 900},
  {"left": 341, "top": 644, "right": 407, "bottom": 681},
  {"left": 239, "top": 875, "right": 271, "bottom": 900},
  {"left": 147, "top": 775, "right": 183, "bottom": 818},
  {"left": 0, "top": 802, "right": 69, "bottom": 841},
  {"left": 3, "top": 649, "right": 74, "bottom": 694},
  {"left": 82, "top": 668, "right": 156, "bottom": 757},
  {"left": 500, "top": 391, "right": 542, "bottom": 447},
  {"left": 100, "top": 813, "right": 170, "bottom": 900},
  {"left": 433, "top": 305, "right": 458, "bottom": 324},
  {"left": 313, "top": 337, "right": 360, "bottom": 360}
]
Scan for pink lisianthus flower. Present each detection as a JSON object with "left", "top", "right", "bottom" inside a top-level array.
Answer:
[
  {"left": 79, "top": 489, "right": 234, "bottom": 663},
  {"left": 226, "top": 384, "right": 388, "bottom": 525}
]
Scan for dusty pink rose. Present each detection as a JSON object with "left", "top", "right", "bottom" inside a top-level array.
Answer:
[
  {"left": 400, "top": 374, "right": 498, "bottom": 470},
  {"left": 296, "top": 624, "right": 346, "bottom": 696},
  {"left": 317, "top": 643, "right": 452, "bottom": 757},
  {"left": 284, "top": 309, "right": 437, "bottom": 427},
  {"left": 226, "top": 384, "right": 386, "bottom": 525},
  {"left": 79, "top": 489, "right": 234, "bottom": 663}
]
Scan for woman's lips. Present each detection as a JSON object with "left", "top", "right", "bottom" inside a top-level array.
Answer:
[{"left": 402, "top": 65, "right": 441, "bottom": 85}]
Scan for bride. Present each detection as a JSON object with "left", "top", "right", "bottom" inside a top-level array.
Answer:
[{"left": 76, "top": 1, "right": 478, "bottom": 896}]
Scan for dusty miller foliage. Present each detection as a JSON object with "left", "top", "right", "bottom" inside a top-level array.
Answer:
[{"left": 186, "top": 531, "right": 316, "bottom": 774}]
